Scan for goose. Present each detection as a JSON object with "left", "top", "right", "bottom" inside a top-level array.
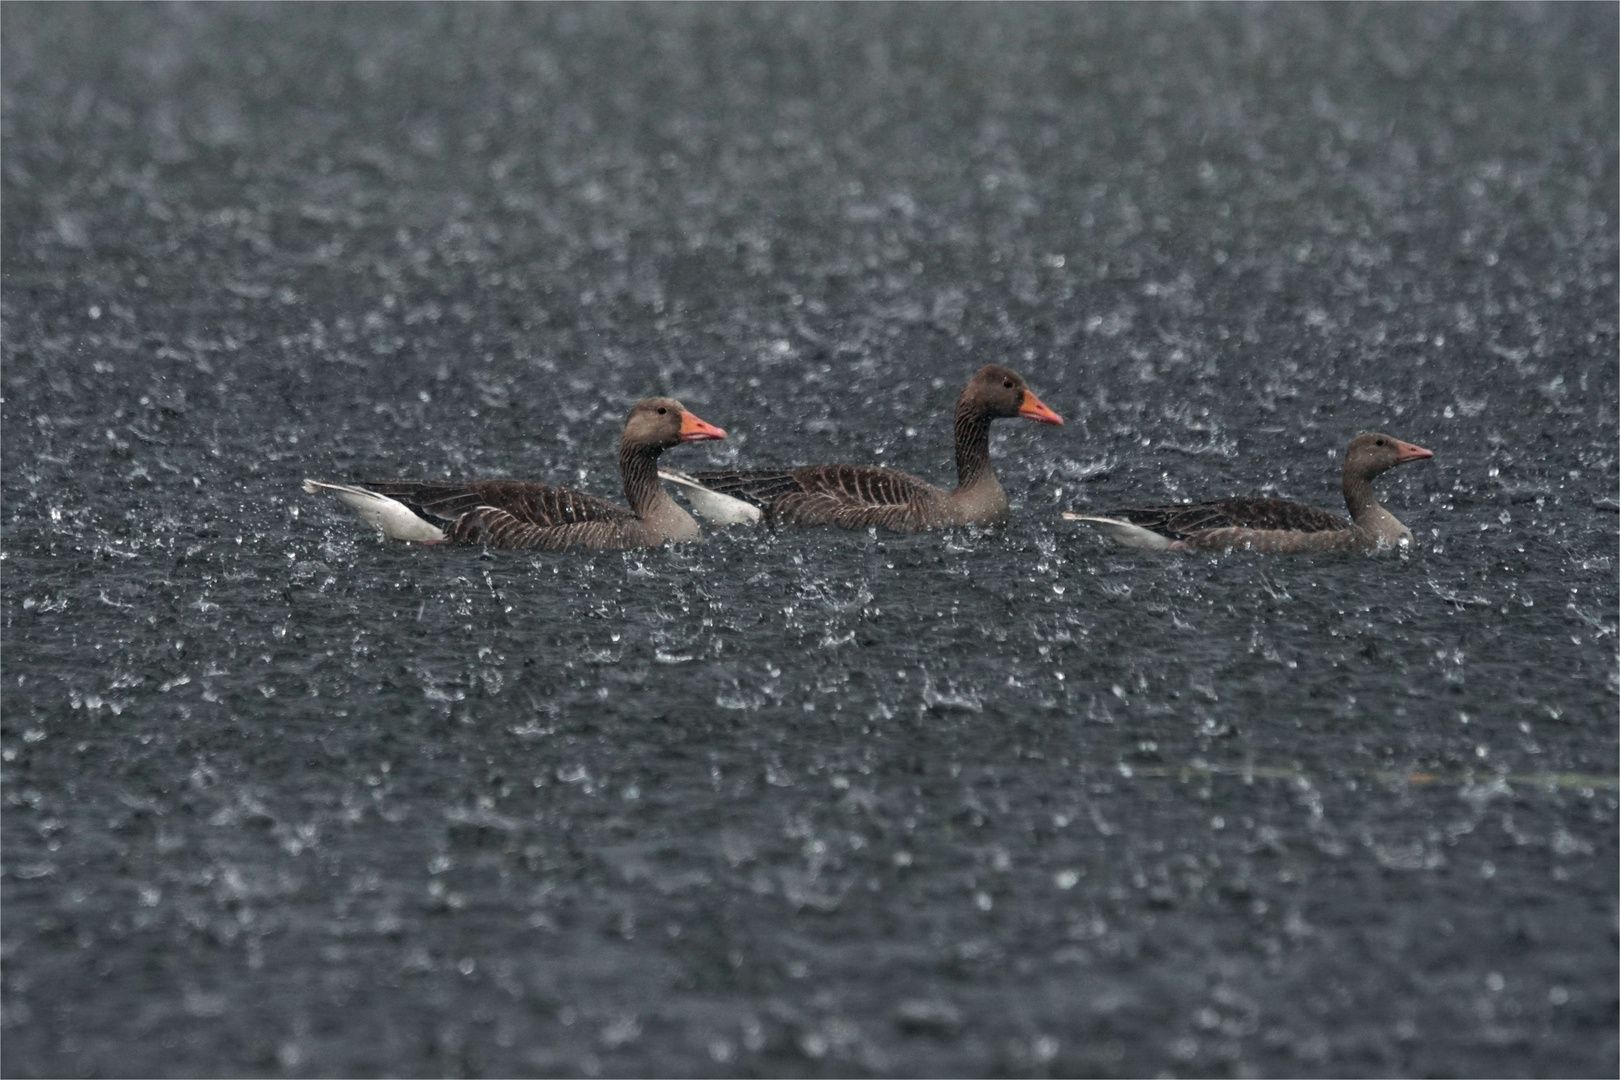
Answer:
[
  {"left": 659, "top": 365, "right": 1062, "bottom": 531},
  {"left": 303, "top": 397, "right": 727, "bottom": 550},
  {"left": 1062, "top": 431, "right": 1433, "bottom": 553}
]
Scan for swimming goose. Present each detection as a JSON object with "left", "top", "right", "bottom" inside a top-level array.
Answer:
[
  {"left": 1062, "top": 432, "right": 1433, "bottom": 553},
  {"left": 660, "top": 365, "right": 1063, "bottom": 532},
  {"left": 303, "top": 397, "right": 727, "bottom": 550}
]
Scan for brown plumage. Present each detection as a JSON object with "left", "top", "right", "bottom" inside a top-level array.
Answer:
[
  {"left": 303, "top": 397, "right": 727, "bottom": 550},
  {"left": 673, "top": 365, "right": 1063, "bottom": 531},
  {"left": 1063, "top": 432, "right": 1434, "bottom": 553}
]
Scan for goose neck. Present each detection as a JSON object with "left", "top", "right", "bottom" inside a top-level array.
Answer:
[{"left": 953, "top": 403, "right": 995, "bottom": 491}]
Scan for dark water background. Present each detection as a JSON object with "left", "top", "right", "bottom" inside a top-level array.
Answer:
[{"left": 3, "top": 5, "right": 1616, "bottom": 1077}]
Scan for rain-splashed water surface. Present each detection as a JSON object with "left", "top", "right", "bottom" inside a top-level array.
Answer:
[{"left": 4, "top": 5, "right": 1616, "bottom": 1076}]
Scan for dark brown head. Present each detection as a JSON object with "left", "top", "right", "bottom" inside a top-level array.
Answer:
[
  {"left": 959, "top": 365, "right": 1063, "bottom": 425},
  {"left": 1344, "top": 431, "right": 1433, "bottom": 481},
  {"left": 621, "top": 397, "right": 728, "bottom": 451}
]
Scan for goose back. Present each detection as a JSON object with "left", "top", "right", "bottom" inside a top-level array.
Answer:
[
  {"left": 682, "top": 464, "right": 946, "bottom": 529},
  {"left": 1106, "top": 497, "right": 1348, "bottom": 540},
  {"left": 358, "top": 479, "right": 657, "bottom": 550}
]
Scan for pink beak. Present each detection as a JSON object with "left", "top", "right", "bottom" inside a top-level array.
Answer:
[
  {"left": 1394, "top": 440, "right": 1433, "bottom": 463},
  {"left": 678, "top": 411, "right": 728, "bottom": 441}
]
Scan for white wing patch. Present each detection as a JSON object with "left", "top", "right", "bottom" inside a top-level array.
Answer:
[
  {"left": 658, "top": 468, "right": 764, "bottom": 526},
  {"left": 303, "top": 480, "right": 447, "bottom": 544},
  {"left": 1060, "top": 512, "right": 1176, "bottom": 551}
]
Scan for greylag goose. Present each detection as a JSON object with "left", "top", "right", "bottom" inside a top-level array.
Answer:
[
  {"left": 658, "top": 365, "right": 1062, "bottom": 532},
  {"left": 303, "top": 397, "right": 727, "bottom": 550},
  {"left": 1062, "top": 431, "right": 1433, "bottom": 553}
]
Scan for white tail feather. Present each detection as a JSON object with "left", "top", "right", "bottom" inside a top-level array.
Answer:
[
  {"left": 1060, "top": 512, "right": 1175, "bottom": 551},
  {"left": 302, "top": 480, "right": 447, "bottom": 544},
  {"left": 657, "top": 468, "right": 763, "bottom": 526}
]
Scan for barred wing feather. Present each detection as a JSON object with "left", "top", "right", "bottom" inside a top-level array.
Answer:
[
  {"left": 360, "top": 480, "right": 633, "bottom": 529},
  {"left": 684, "top": 465, "right": 936, "bottom": 508},
  {"left": 1111, "top": 497, "right": 1347, "bottom": 540}
]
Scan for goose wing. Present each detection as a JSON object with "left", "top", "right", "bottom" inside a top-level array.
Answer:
[
  {"left": 1106, "top": 497, "right": 1347, "bottom": 540},
  {"left": 684, "top": 464, "right": 936, "bottom": 508},
  {"left": 681, "top": 465, "right": 943, "bottom": 530},
  {"left": 360, "top": 479, "right": 634, "bottom": 530}
]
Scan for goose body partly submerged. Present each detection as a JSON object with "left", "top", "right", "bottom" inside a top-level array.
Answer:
[
  {"left": 304, "top": 397, "right": 727, "bottom": 550},
  {"left": 663, "top": 365, "right": 1062, "bottom": 532},
  {"left": 1063, "top": 432, "right": 1433, "bottom": 553}
]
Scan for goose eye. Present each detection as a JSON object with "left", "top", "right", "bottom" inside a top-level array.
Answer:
[
  {"left": 1376, "top": 438, "right": 1386, "bottom": 446},
  {"left": 1003, "top": 379, "right": 1014, "bottom": 388},
  {"left": 657, "top": 407, "right": 668, "bottom": 415}
]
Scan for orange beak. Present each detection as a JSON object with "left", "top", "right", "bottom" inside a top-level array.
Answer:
[
  {"left": 678, "top": 410, "right": 728, "bottom": 442},
  {"left": 1394, "top": 440, "right": 1433, "bottom": 463},
  {"left": 1017, "top": 389, "right": 1064, "bottom": 426}
]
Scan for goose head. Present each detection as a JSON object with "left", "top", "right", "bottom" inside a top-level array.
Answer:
[
  {"left": 622, "top": 397, "right": 728, "bottom": 451},
  {"left": 961, "top": 364, "right": 1063, "bottom": 425},
  {"left": 1344, "top": 431, "right": 1433, "bottom": 482}
]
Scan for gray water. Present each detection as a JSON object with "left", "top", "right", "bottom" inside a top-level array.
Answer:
[{"left": 3, "top": 5, "right": 1616, "bottom": 1077}]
